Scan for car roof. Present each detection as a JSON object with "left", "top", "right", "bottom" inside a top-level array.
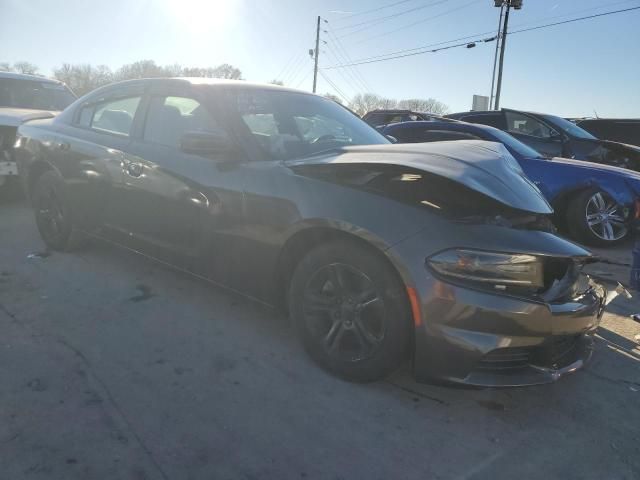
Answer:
[
  {"left": 92, "top": 77, "right": 313, "bottom": 95},
  {"left": 384, "top": 120, "right": 486, "bottom": 131},
  {"left": 448, "top": 108, "right": 553, "bottom": 118},
  {"left": 0, "top": 71, "right": 65, "bottom": 84}
]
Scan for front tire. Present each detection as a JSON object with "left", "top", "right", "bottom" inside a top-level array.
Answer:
[
  {"left": 288, "top": 240, "right": 412, "bottom": 382},
  {"left": 32, "top": 170, "right": 85, "bottom": 251},
  {"left": 566, "top": 189, "right": 628, "bottom": 246}
]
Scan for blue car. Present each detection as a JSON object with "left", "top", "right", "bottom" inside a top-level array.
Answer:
[{"left": 382, "top": 120, "right": 640, "bottom": 246}]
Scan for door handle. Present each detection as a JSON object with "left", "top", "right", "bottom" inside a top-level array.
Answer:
[
  {"left": 55, "top": 141, "right": 70, "bottom": 151},
  {"left": 124, "top": 162, "right": 144, "bottom": 178}
]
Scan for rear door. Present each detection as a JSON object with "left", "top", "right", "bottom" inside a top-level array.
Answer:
[{"left": 54, "top": 82, "right": 146, "bottom": 235}]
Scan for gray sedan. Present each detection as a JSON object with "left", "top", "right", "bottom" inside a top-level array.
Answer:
[{"left": 15, "top": 78, "right": 606, "bottom": 386}]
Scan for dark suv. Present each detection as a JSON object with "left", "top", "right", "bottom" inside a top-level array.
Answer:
[
  {"left": 447, "top": 108, "right": 640, "bottom": 171},
  {"left": 573, "top": 118, "right": 640, "bottom": 147}
]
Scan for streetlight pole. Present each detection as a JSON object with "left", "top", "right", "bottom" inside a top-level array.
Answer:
[{"left": 493, "top": 0, "right": 522, "bottom": 110}]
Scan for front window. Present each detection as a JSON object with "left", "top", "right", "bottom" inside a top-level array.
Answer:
[
  {"left": 505, "top": 111, "right": 556, "bottom": 139},
  {"left": 230, "top": 90, "right": 389, "bottom": 160},
  {"left": 0, "top": 78, "right": 76, "bottom": 111},
  {"left": 542, "top": 114, "right": 597, "bottom": 140},
  {"left": 144, "top": 96, "right": 219, "bottom": 148}
]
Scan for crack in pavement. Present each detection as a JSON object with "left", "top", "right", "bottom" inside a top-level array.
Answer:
[
  {"left": 56, "top": 338, "right": 171, "bottom": 480},
  {"left": 385, "top": 380, "right": 449, "bottom": 406},
  {"left": 583, "top": 369, "right": 640, "bottom": 389},
  {"left": 0, "top": 299, "right": 171, "bottom": 480}
]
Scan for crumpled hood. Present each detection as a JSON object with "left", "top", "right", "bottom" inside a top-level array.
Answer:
[
  {"left": 0, "top": 107, "right": 57, "bottom": 127},
  {"left": 290, "top": 140, "right": 553, "bottom": 214}
]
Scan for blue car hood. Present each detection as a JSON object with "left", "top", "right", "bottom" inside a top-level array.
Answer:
[
  {"left": 549, "top": 156, "right": 640, "bottom": 181},
  {"left": 293, "top": 140, "right": 553, "bottom": 214}
]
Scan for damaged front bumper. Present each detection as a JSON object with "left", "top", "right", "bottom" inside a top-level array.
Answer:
[
  {"left": 387, "top": 224, "right": 615, "bottom": 387},
  {"left": 412, "top": 275, "right": 606, "bottom": 387}
]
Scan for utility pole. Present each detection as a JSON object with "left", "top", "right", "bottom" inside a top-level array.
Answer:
[
  {"left": 489, "top": 4, "right": 504, "bottom": 110},
  {"left": 492, "top": 0, "right": 522, "bottom": 110},
  {"left": 312, "top": 15, "right": 321, "bottom": 93}
]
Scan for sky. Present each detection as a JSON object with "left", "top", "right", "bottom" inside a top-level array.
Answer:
[{"left": 1, "top": 0, "right": 639, "bottom": 117}]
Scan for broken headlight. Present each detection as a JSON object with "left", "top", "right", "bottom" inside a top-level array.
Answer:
[{"left": 427, "top": 249, "right": 544, "bottom": 289}]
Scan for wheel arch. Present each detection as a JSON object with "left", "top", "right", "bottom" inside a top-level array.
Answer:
[
  {"left": 26, "top": 159, "right": 59, "bottom": 201},
  {"left": 550, "top": 181, "right": 632, "bottom": 227},
  {"left": 275, "top": 222, "right": 413, "bottom": 312}
]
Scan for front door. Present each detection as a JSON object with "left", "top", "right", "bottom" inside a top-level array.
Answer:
[
  {"left": 505, "top": 110, "right": 564, "bottom": 158},
  {"left": 117, "top": 90, "right": 246, "bottom": 276}
]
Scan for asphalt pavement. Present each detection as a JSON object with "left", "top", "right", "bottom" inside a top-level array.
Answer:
[{"left": 1, "top": 199, "right": 639, "bottom": 480}]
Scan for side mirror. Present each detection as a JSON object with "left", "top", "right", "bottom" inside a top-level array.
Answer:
[
  {"left": 180, "top": 130, "right": 234, "bottom": 156},
  {"left": 386, "top": 134, "right": 398, "bottom": 144}
]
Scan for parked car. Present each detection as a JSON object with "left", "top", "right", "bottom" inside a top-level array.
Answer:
[
  {"left": 15, "top": 78, "right": 606, "bottom": 386},
  {"left": 382, "top": 120, "right": 640, "bottom": 246},
  {"left": 572, "top": 118, "right": 640, "bottom": 147},
  {"left": 0, "top": 71, "right": 76, "bottom": 197},
  {"left": 446, "top": 108, "right": 640, "bottom": 171},
  {"left": 362, "top": 109, "right": 449, "bottom": 127}
]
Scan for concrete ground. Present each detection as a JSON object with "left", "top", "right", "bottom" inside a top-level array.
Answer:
[{"left": 1, "top": 199, "right": 639, "bottom": 480}]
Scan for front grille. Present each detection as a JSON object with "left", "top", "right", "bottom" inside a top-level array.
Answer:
[
  {"left": 477, "top": 335, "right": 583, "bottom": 372},
  {"left": 533, "top": 335, "right": 582, "bottom": 367},
  {"left": 477, "top": 347, "right": 532, "bottom": 371}
]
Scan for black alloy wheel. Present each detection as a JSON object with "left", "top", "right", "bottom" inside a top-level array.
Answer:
[{"left": 289, "top": 240, "right": 411, "bottom": 382}]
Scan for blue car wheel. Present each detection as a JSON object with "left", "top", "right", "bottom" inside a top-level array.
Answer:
[{"left": 567, "top": 189, "right": 628, "bottom": 246}]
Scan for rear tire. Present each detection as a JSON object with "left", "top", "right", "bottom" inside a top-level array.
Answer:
[
  {"left": 32, "top": 170, "right": 86, "bottom": 251},
  {"left": 288, "top": 240, "right": 412, "bottom": 382},
  {"left": 566, "top": 189, "right": 628, "bottom": 247}
]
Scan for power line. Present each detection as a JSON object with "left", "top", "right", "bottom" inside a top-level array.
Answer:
[
  {"left": 324, "top": 47, "right": 365, "bottom": 95},
  {"left": 278, "top": 52, "right": 304, "bottom": 83},
  {"left": 324, "top": 5, "right": 640, "bottom": 69},
  {"left": 325, "top": 28, "right": 373, "bottom": 92},
  {"left": 333, "top": 0, "right": 448, "bottom": 33},
  {"left": 319, "top": 70, "right": 351, "bottom": 104},
  {"left": 509, "top": 5, "right": 640, "bottom": 35},
  {"left": 286, "top": 56, "right": 311, "bottom": 86},
  {"left": 328, "top": 0, "right": 638, "bottom": 67},
  {"left": 294, "top": 69, "right": 314, "bottom": 89},
  {"left": 325, "top": 35, "right": 497, "bottom": 69},
  {"left": 353, "top": 0, "right": 480, "bottom": 45},
  {"left": 332, "top": 0, "right": 415, "bottom": 22}
]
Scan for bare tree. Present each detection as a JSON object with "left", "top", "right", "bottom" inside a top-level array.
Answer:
[
  {"left": 324, "top": 93, "right": 343, "bottom": 105},
  {"left": 210, "top": 64, "right": 242, "bottom": 80},
  {"left": 12, "top": 61, "right": 39, "bottom": 75},
  {"left": 0, "top": 62, "right": 12, "bottom": 72},
  {"left": 53, "top": 63, "right": 113, "bottom": 96},
  {"left": 349, "top": 93, "right": 382, "bottom": 116},
  {"left": 114, "top": 60, "right": 167, "bottom": 81},
  {"left": 397, "top": 98, "right": 449, "bottom": 115}
]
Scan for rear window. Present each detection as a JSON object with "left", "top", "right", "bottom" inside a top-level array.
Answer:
[{"left": 0, "top": 78, "right": 76, "bottom": 111}]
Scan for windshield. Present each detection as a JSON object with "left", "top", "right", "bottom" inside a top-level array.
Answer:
[
  {"left": 229, "top": 89, "right": 389, "bottom": 160},
  {"left": 487, "top": 127, "right": 545, "bottom": 158},
  {"left": 542, "top": 114, "right": 597, "bottom": 140},
  {"left": 0, "top": 78, "right": 76, "bottom": 111}
]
